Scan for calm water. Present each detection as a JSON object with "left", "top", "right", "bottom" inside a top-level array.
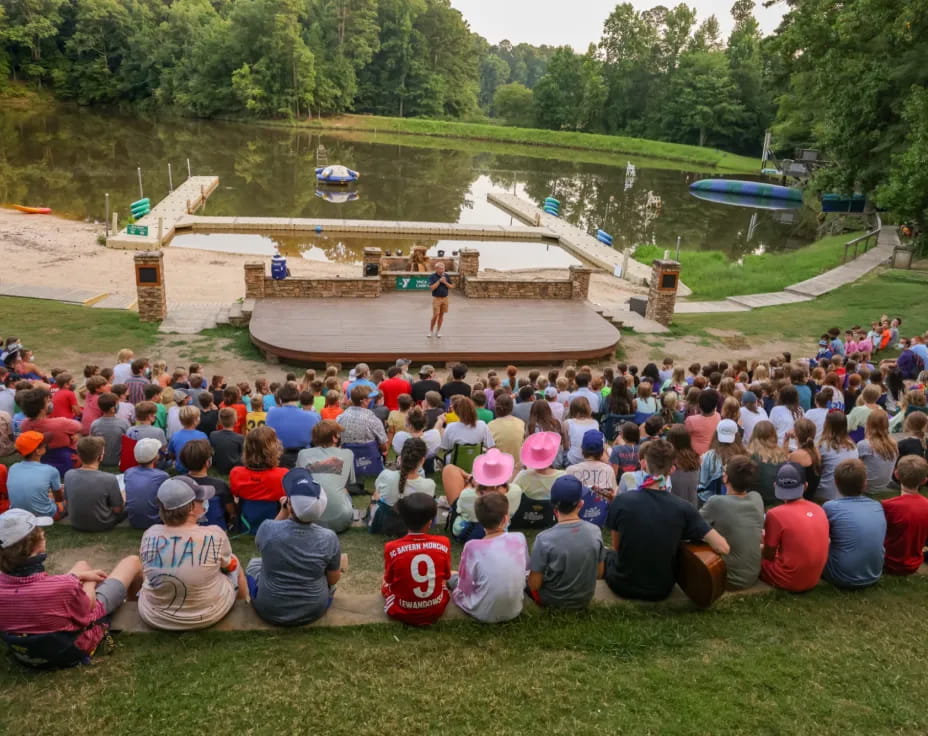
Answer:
[{"left": 0, "top": 105, "right": 817, "bottom": 261}]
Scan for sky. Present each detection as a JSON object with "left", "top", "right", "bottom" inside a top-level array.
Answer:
[{"left": 450, "top": 0, "right": 786, "bottom": 50}]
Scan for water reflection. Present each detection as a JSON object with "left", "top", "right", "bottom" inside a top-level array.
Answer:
[
  {"left": 0, "top": 104, "right": 818, "bottom": 258},
  {"left": 169, "top": 231, "right": 579, "bottom": 271}
]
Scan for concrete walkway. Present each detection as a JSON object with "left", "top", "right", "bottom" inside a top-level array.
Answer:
[
  {"left": 0, "top": 283, "right": 109, "bottom": 305},
  {"left": 674, "top": 225, "right": 897, "bottom": 315}
]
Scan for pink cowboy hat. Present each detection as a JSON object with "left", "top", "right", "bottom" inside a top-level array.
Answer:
[
  {"left": 520, "top": 431, "right": 561, "bottom": 470},
  {"left": 472, "top": 448, "right": 515, "bottom": 487}
]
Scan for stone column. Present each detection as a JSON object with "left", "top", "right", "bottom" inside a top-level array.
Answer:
[
  {"left": 134, "top": 251, "right": 167, "bottom": 322},
  {"left": 459, "top": 248, "right": 480, "bottom": 279},
  {"left": 363, "top": 247, "right": 383, "bottom": 278},
  {"left": 244, "top": 262, "right": 266, "bottom": 299},
  {"left": 644, "top": 259, "right": 681, "bottom": 326},
  {"left": 569, "top": 266, "right": 593, "bottom": 300}
]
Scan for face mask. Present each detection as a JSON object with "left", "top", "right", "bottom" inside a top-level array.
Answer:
[{"left": 198, "top": 498, "right": 210, "bottom": 520}]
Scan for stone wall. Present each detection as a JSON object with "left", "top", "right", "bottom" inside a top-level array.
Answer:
[
  {"left": 644, "top": 259, "right": 681, "bottom": 326},
  {"left": 244, "top": 263, "right": 380, "bottom": 298},
  {"left": 464, "top": 278, "right": 574, "bottom": 299}
]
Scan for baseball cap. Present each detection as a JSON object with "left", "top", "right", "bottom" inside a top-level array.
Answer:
[
  {"left": 581, "top": 429, "right": 605, "bottom": 456},
  {"left": 716, "top": 419, "right": 739, "bottom": 444},
  {"left": 15, "top": 431, "right": 45, "bottom": 457},
  {"left": 173, "top": 388, "right": 188, "bottom": 402},
  {"left": 774, "top": 462, "right": 806, "bottom": 501},
  {"left": 0, "top": 509, "right": 53, "bottom": 548},
  {"left": 134, "top": 437, "right": 162, "bottom": 464},
  {"left": 395, "top": 358, "right": 411, "bottom": 367},
  {"left": 544, "top": 386, "right": 558, "bottom": 398},
  {"left": 741, "top": 390, "right": 757, "bottom": 405},
  {"left": 157, "top": 476, "right": 215, "bottom": 510},
  {"left": 282, "top": 468, "right": 328, "bottom": 523},
  {"left": 550, "top": 475, "right": 583, "bottom": 506},
  {"left": 419, "top": 364, "right": 434, "bottom": 377}
]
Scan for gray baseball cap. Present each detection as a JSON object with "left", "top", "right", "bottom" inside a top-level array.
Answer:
[
  {"left": 157, "top": 476, "right": 215, "bottom": 510},
  {"left": 419, "top": 364, "right": 435, "bottom": 376},
  {"left": 774, "top": 462, "right": 806, "bottom": 501},
  {"left": 0, "top": 509, "right": 53, "bottom": 548}
]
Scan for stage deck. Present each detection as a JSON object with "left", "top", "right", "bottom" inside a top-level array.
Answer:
[{"left": 250, "top": 293, "right": 621, "bottom": 365}]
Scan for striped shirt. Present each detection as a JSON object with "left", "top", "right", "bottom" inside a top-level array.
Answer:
[{"left": 0, "top": 571, "right": 105, "bottom": 654}]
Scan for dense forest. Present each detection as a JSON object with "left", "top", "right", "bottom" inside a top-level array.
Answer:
[{"left": 0, "top": 0, "right": 926, "bottom": 228}]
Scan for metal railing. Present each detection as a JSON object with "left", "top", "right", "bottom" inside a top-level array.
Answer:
[{"left": 842, "top": 212, "right": 882, "bottom": 263}]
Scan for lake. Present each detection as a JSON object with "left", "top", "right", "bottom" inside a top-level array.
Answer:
[{"left": 0, "top": 104, "right": 818, "bottom": 266}]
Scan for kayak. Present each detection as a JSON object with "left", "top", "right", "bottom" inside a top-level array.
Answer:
[
  {"left": 12, "top": 205, "right": 52, "bottom": 214},
  {"left": 689, "top": 179, "right": 803, "bottom": 202}
]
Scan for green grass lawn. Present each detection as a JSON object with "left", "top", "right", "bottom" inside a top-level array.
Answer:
[
  {"left": 0, "top": 297, "right": 158, "bottom": 358},
  {"left": 668, "top": 269, "right": 928, "bottom": 339},
  {"left": 3, "top": 560, "right": 928, "bottom": 735},
  {"left": 636, "top": 232, "right": 866, "bottom": 300},
  {"left": 300, "top": 114, "right": 760, "bottom": 174}
]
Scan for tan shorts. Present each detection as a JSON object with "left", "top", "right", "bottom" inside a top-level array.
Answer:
[{"left": 432, "top": 297, "right": 449, "bottom": 315}]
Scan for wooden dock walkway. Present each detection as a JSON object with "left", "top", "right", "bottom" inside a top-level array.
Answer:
[
  {"left": 106, "top": 175, "right": 219, "bottom": 249},
  {"left": 250, "top": 293, "right": 620, "bottom": 365},
  {"left": 175, "top": 214, "right": 553, "bottom": 240},
  {"left": 486, "top": 192, "right": 693, "bottom": 296}
]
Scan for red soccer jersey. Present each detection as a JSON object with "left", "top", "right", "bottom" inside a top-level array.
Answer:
[
  {"left": 760, "top": 499, "right": 830, "bottom": 592},
  {"left": 382, "top": 533, "right": 451, "bottom": 626},
  {"left": 378, "top": 377, "right": 413, "bottom": 412},
  {"left": 51, "top": 388, "right": 79, "bottom": 419},
  {"left": 882, "top": 493, "right": 928, "bottom": 575}
]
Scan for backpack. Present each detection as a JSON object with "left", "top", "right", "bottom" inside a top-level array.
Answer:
[{"left": 2, "top": 617, "right": 110, "bottom": 670}]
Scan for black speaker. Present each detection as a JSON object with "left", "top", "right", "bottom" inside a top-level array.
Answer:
[{"left": 365, "top": 263, "right": 380, "bottom": 277}]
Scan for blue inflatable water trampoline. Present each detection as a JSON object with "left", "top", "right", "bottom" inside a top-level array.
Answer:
[
  {"left": 316, "top": 165, "right": 360, "bottom": 185},
  {"left": 689, "top": 179, "right": 802, "bottom": 202}
]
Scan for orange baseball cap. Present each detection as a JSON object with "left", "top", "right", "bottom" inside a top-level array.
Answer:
[{"left": 15, "top": 431, "right": 46, "bottom": 456}]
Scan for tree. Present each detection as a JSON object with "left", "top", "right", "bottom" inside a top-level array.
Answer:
[
  {"left": 533, "top": 46, "right": 604, "bottom": 132},
  {"left": 493, "top": 82, "right": 533, "bottom": 126},
  {"left": 0, "top": 0, "right": 67, "bottom": 83},
  {"left": 876, "top": 87, "right": 928, "bottom": 235},
  {"left": 661, "top": 51, "right": 745, "bottom": 146},
  {"left": 479, "top": 52, "right": 509, "bottom": 110},
  {"left": 690, "top": 15, "right": 722, "bottom": 53}
]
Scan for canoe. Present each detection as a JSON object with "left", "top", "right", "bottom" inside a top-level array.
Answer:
[
  {"left": 12, "top": 204, "right": 52, "bottom": 214},
  {"left": 689, "top": 179, "right": 803, "bottom": 202}
]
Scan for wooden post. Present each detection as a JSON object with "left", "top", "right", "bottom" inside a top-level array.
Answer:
[
  {"left": 112, "top": 211, "right": 118, "bottom": 233},
  {"left": 137, "top": 167, "right": 143, "bottom": 199},
  {"left": 186, "top": 158, "right": 191, "bottom": 179},
  {"left": 168, "top": 163, "right": 173, "bottom": 192},
  {"left": 104, "top": 193, "right": 110, "bottom": 238},
  {"left": 157, "top": 217, "right": 164, "bottom": 245}
]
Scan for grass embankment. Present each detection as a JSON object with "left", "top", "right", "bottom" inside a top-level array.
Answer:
[
  {"left": 0, "top": 297, "right": 158, "bottom": 357},
  {"left": 635, "top": 232, "right": 866, "bottom": 301},
  {"left": 302, "top": 114, "right": 760, "bottom": 174},
  {"left": 6, "top": 517, "right": 928, "bottom": 734},
  {"left": 669, "top": 269, "right": 928, "bottom": 338}
]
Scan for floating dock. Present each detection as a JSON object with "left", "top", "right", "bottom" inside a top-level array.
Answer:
[{"left": 106, "top": 176, "right": 219, "bottom": 249}]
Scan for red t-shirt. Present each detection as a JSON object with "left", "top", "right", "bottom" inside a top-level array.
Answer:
[
  {"left": 0, "top": 464, "right": 8, "bottom": 514},
  {"left": 229, "top": 466, "right": 288, "bottom": 502},
  {"left": 760, "top": 499, "right": 830, "bottom": 592},
  {"left": 21, "top": 416, "right": 82, "bottom": 450},
  {"left": 882, "top": 493, "right": 928, "bottom": 575},
  {"left": 51, "top": 389, "right": 79, "bottom": 419},
  {"left": 220, "top": 402, "right": 247, "bottom": 435},
  {"left": 382, "top": 533, "right": 451, "bottom": 626},
  {"left": 378, "top": 377, "right": 413, "bottom": 412},
  {"left": 0, "top": 571, "right": 107, "bottom": 654},
  {"left": 684, "top": 413, "right": 720, "bottom": 456}
]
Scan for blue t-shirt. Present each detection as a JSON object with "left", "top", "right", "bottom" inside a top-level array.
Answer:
[
  {"left": 267, "top": 405, "right": 320, "bottom": 450},
  {"left": 125, "top": 465, "right": 170, "bottom": 530},
  {"left": 345, "top": 378, "right": 379, "bottom": 399},
  {"left": 795, "top": 384, "right": 812, "bottom": 412},
  {"left": 7, "top": 461, "right": 60, "bottom": 516},
  {"left": 168, "top": 429, "right": 208, "bottom": 474},
  {"left": 429, "top": 272, "right": 450, "bottom": 298},
  {"left": 252, "top": 518, "right": 341, "bottom": 626},
  {"left": 823, "top": 496, "right": 886, "bottom": 588},
  {"left": 910, "top": 343, "right": 928, "bottom": 366},
  {"left": 262, "top": 393, "right": 277, "bottom": 412}
]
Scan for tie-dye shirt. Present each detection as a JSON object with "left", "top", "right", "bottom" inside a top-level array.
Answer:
[{"left": 452, "top": 532, "right": 529, "bottom": 623}]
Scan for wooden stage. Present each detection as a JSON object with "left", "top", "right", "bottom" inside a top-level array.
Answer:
[{"left": 250, "top": 293, "right": 621, "bottom": 365}]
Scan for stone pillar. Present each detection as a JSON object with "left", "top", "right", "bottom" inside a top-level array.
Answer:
[
  {"left": 644, "top": 259, "right": 681, "bottom": 326},
  {"left": 134, "top": 251, "right": 166, "bottom": 322},
  {"left": 363, "top": 247, "right": 383, "bottom": 278},
  {"left": 569, "top": 266, "right": 593, "bottom": 300},
  {"left": 244, "top": 262, "right": 266, "bottom": 299},
  {"left": 458, "top": 248, "right": 480, "bottom": 279}
]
